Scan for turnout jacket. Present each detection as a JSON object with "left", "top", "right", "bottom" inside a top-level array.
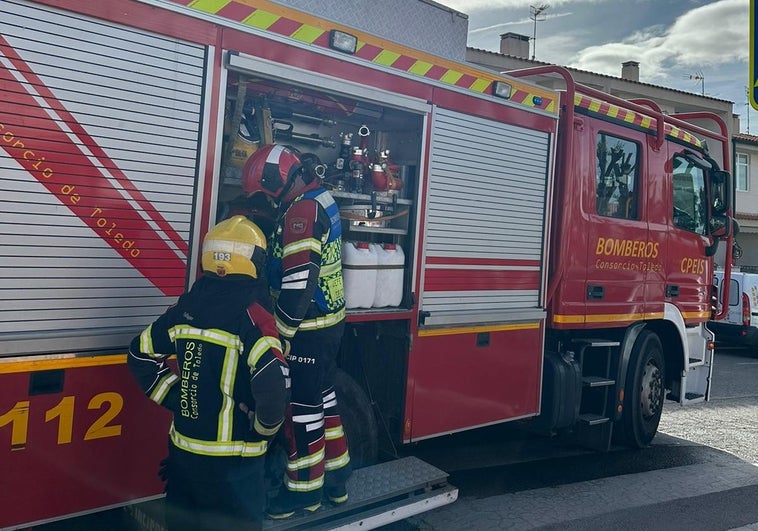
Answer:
[
  {"left": 128, "top": 275, "right": 289, "bottom": 459},
  {"left": 268, "top": 187, "right": 345, "bottom": 340}
]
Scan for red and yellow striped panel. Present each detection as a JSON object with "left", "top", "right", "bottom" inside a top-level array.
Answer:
[
  {"left": 574, "top": 94, "right": 703, "bottom": 149},
  {"left": 170, "top": 0, "right": 558, "bottom": 114}
]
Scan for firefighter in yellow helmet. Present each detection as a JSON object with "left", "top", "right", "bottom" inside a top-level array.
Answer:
[{"left": 127, "top": 216, "right": 290, "bottom": 531}]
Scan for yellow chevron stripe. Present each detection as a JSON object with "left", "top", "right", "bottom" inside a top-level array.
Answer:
[
  {"left": 179, "top": 0, "right": 558, "bottom": 114},
  {"left": 440, "top": 70, "right": 464, "bottom": 84},
  {"left": 375, "top": 49, "right": 401, "bottom": 66},
  {"left": 575, "top": 94, "right": 702, "bottom": 148},
  {"left": 189, "top": 0, "right": 231, "bottom": 12},
  {"left": 292, "top": 24, "right": 324, "bottom": 43},
  {"left": 409, "top": 60, "right": 434, "bottom": 76},
  {"left": 470, "top": 78, "right": 490, "bottom": 93},
  {"left": 242, "top": 9, "right": 279, "bottom": 29}
]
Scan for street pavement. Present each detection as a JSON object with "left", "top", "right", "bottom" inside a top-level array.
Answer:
[
  {"left": 405, "top": 349, "right": 758, "bottom": 531},
  {"left": 403, "top": 433, "right": 758, "bottom": 531}
]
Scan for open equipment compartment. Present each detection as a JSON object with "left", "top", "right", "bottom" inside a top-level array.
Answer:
[{"left": 217, "top": 71, "right": 424, "bottom": 312}]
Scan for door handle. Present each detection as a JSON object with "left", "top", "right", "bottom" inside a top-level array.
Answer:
[{"left": 587, "top": 285, "right": 605, "bottom": 300}]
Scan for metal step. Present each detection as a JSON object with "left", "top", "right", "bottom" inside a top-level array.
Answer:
[
  {"left": 582, "top": 376, "right": 615, "bottom": 387},
  {"left": 666, "top": 391, "right": 706, "bottom": 402},
  {"left": 313, "top": 485, "right": 458, "bottom": 531},
  {"left": 125, "top": 457, "right": 456, "bottom": 531},
  {"left": 578, "top": 413, "right": 610, "bottom": 426},
  {"left": 266, "top": 456, "right": 454, "bottom": 530}
]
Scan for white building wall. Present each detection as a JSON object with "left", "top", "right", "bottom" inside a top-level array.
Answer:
[
  {"left": 272, "top": 0, "right": 470, "bottom": 62},
  {"left": 733, "top": 136, "right": 758, "bottom": 269}
]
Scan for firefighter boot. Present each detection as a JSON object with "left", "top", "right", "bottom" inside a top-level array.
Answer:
[
  {"left": 266, "top": 489, "right": 322, "bottom": 520},
  {"left": 325, "top": 483, "right": 348, "bottom": 505},
  {"left": 323, "top": 460, "right": 352, "bottom": 505}
]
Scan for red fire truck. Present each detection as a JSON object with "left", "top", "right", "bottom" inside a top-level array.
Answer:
[{"left": 0, "top": 0, "right": 735, "bottom": 529}]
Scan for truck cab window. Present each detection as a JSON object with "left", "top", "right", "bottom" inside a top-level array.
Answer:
[
  {"left": 595, "top": 133, "right": 639, "bottom": 219},
  {"left": 672, "top": 156, "right": 707, "bottom": 235}
]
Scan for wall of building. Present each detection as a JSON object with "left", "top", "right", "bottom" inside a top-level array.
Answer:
[
  {"left": 272, "top": 0, "right": 469, "bottom": 62},
  {"left": 733, "top": 136, "right": 758, "bottom": 268}
]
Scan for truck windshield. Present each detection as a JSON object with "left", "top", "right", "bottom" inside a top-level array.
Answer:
[{"left": 672, "top": 155, "right": 707, "bottom": 235}]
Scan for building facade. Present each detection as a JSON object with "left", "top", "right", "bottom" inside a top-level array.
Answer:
[{"left": 733, "top": 134, "right": 758, "bottom": 269}]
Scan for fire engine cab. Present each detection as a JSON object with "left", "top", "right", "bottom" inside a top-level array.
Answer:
[{"left": 0, "top": 0, "right": 735, "bottom": 529}]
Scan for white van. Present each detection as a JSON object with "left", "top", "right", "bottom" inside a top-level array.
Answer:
[{"left": 709, "top": 270, "right": 758, "bottom": 349}]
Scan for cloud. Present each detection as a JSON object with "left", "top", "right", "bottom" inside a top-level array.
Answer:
[
  {"left": 569, "top": 0, "right": 748, "bottom": 83},
  {"left": 468, "top": 11, "right": 573, "bottom": 35}
]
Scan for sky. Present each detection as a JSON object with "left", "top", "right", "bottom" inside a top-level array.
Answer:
[{"left": 433, "top": 0, "right": 755, "bottom": 134}]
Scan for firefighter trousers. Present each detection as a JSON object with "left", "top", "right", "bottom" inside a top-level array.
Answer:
[
  {"left": 282, "top": 324, "right": 351, "bottom": 499},
  {"left": 164, "top": 444, "right": 266, "bottom": 531}
]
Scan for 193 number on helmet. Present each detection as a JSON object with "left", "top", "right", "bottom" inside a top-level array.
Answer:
[{"left": 213, "top": 252, "right": 232, "bottom": 261}]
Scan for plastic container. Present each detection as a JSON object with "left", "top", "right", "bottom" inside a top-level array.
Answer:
[
  {"left": 372, "top": 243, "right": 405, "bottom": 307},
  {"left": 342, "top": 241, "right": 377, "bottom": 309}
]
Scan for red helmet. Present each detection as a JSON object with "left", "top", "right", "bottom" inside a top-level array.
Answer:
[{"left": 242, "top": 144, "right": 302, "bottom": 200}]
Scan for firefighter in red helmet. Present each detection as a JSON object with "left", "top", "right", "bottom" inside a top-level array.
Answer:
[
  {"left": 127, "top": 216, "right": 290, "bottom": 531},
  {"left": 242, "top": 144, "right": 351, "bottom": 519}
]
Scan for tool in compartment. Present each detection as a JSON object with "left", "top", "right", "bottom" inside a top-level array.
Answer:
[
  {"left": 272, "top": 119, "right": 336, "bottom": 147},
  {"left": 347, "top": 125, "right": 371, "bottom": 194},
  {"left": 370, "top": 148, "right": 403, "bottom": 191}
]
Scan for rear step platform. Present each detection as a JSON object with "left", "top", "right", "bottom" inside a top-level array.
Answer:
[
  {"left": 127, "top": 457, "right": 457, "bottom": 531},
  {"left": 268, "top": 456, "right": 457, "bottom": 530}
]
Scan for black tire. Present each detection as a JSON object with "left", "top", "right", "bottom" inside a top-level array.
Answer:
[
  {"left": 334, "top": 368, "right": 378, "bottom": 469},
  {"left": 617, "top": 330, "right": 666, "bottom": 448}
]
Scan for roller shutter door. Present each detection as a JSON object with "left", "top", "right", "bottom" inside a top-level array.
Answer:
[
  {"left": 420, "top": 106, "right": 551, "bottom": 327},
  {"left": 0, "top": 0, "right": 206, "bottom": 355}
]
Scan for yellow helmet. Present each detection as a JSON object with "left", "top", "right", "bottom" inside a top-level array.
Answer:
[{"left": 201, "top": 216, "right": 267, "bottom": 279}]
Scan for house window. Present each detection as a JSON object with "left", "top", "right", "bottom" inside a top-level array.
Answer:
[
  {"left": 596, "top": 133, "right": 639, "bottom": 219},
  {"left": 736, "top": 152, "right": 749, "bottom": 192}
]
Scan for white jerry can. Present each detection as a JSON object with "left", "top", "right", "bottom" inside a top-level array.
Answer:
[
  {"left": 373, "top": 243, "right": 405, "bottom": 307},
  {"left": 342, "top": 241, "right": 377, "bottom": 309}
]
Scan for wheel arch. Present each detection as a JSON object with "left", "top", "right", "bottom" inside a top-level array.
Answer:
[
  {"left": 615, "top": 314, "right": 685, "bottom": 420},
  {"left": 642, "top": 319, "right": 685, "bottom": 392}
]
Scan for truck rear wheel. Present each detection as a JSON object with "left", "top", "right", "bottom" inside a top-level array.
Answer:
[
  {"left": 264, "top": 369, "right": 379, "bottom": 490},
  {"left": 617, "top": 330, "right": 666, "bottom": 448},
  {"left": 334, "top": 369, "right": 379, "bottom": 469}
]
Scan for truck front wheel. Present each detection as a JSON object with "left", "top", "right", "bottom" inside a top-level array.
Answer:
[{"left": 618, "top": 330, "right": 666, "bottom": 448}]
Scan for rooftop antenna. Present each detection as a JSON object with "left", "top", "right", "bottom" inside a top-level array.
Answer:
[
  {"left": 688, "top": 71, "right": 705, "bottom": 96},
  {"left": 529, "top": 4, "right": 550, "bottom": 61}
]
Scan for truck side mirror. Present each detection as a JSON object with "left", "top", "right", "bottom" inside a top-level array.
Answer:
[
  {"left": 710, "top": 170, "right": 730, "bottom": 216},
  {"left": 709, "top": 215, "right": 730, "bottom": 239},
  {"left": 705, "top": 215, "right": 734, "bottom": 256}
]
